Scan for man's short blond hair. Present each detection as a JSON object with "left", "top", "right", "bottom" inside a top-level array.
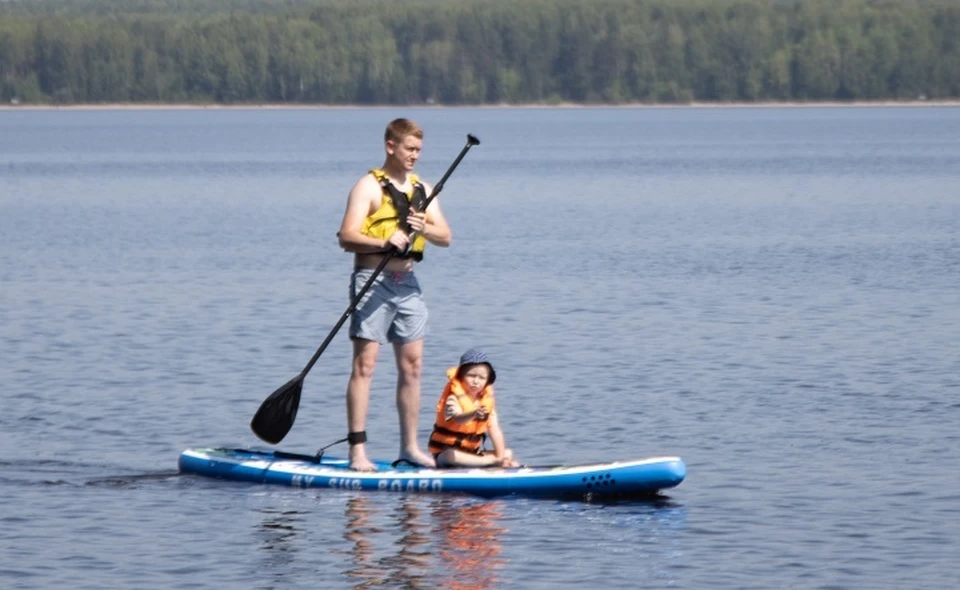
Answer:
[{"left": 385, "top": 118, "right": 423, "bottom": 143}]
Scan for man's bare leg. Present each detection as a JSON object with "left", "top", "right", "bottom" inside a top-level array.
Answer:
[
  {"left": 394, "top": 340, "right": 435, "bottom": 468},
  {"left": 347, "top": 338, "right": 379, "bottom": 471}
]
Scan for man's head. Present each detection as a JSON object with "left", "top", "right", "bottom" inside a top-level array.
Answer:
[
  {"left": 385, "top": 118, "right": 423, "bottom": 144},
  {"left": 384, "top": 118, "right": 424, "bottom": 172}
]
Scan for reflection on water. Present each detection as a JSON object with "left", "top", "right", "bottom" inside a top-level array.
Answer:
[
  {"left": 381, "top": 499, "right": 432, "bottom": 586},
  {"left": 254, "top": 494, "right": 509, "bottom": 589},
  {"left": 430, "top": 500, "right": 507, "bottom": 590},
  {"left": 250, "top": 491, "right": 690, "bottom": 588},
  {"left": 343, "top": 495, "right": 432, "bottom": 588},
  {"left": 341, "top": 495, "right": 507, "bottom": 589}
]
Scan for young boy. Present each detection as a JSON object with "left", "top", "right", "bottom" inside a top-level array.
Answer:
[{"left": 428, "top": 349, "right": 519, "bottom": 468}]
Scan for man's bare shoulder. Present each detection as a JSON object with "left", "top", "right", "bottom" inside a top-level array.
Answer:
[
  {"left": 349, "top": 173, "right": 382, "bottom": 202},
  {"left": 417, "top": 179, "right": 439, "bottom": 211}
]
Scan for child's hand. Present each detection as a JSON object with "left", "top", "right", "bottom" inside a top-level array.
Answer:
[
  {"left": 495, "top": 449, "right": 518, "bottom": 467},
  {"left": 474, "top": 407, "right": 489, "bottom": 420}
]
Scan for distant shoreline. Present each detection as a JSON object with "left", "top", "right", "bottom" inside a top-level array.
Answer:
[{"left": 2, "top": 100, "right": 960, "bottom": 111}]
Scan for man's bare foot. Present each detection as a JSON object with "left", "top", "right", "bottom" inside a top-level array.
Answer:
[
  {"left": 348, "top": 445, "right": 377, "bottom": 472},
  {"left": 398, "top": 447, "right": 436, "bottom": 469}
]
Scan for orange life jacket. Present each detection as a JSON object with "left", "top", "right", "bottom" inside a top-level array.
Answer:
[{"left": 428, "top": 367, "right": 496, "bottom": 455}]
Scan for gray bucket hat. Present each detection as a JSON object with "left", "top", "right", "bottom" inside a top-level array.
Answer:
[{"left": 457, "top": 348, "right": 497, "bottom": 384}]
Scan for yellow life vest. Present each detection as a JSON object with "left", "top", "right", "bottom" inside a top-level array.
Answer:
[
  {"left": 428, "top": 367, "right": 496, "bottom": 455},
  {"left": 361, "top": 168, "right": 428, "bottom": 261}
]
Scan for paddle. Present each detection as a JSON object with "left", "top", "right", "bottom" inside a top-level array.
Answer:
[{"left": 250, "top": 133, "right": 481, "bottom": 444}]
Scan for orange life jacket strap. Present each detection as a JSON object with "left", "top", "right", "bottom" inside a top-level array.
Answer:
[{"left": 429, "top": 425, "right": 486, "bottom": 453}]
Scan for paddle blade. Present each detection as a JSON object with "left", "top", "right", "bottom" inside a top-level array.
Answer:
[{"left": 250, "top": 375, "right": 303, "bottom": 444}]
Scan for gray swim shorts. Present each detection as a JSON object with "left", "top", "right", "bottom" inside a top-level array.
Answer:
[{"left": 348, "top": 267, "right": 428, "bottom": 344}]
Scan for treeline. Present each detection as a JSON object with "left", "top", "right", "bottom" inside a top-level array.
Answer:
[{"left": 1, "top": 0, "right": 958, "bottom": 105}]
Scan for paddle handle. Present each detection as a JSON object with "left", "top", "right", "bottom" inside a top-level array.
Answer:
[
  {"left": 423, "top": 133, "right": 480, "bottom": 209},
  {"left": 298, "top": 134, "right": 480, "bottom": 378}
]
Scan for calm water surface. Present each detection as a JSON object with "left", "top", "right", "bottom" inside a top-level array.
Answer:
[{"left": 1, "top": 107, "right": 959, "bottom": 589}]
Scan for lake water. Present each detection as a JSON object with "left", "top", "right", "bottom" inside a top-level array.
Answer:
[{"left": 1, "top": 106, "right": 958, "bottom": 589}]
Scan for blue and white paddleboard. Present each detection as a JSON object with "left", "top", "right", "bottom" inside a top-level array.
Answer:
[{"left": 178, "top": 447, "right": 685, "bottom": 499}]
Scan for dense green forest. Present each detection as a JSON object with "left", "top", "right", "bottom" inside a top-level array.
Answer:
[{"left": 1, "top": 0, "right": 958, "bottom": 105}]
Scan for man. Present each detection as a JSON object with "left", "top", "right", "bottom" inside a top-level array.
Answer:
[{"left": 337, "top": 118, "right": 452, "bottom": 471}]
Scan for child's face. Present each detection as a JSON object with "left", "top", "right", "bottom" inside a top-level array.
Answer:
[{"left": 461, "top": 365, "right": 490, "bottom": 395}]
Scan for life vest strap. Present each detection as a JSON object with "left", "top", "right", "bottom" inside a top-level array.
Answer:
[
  {"left": 429, "top": 425, "right": 486, "bottom": 453},
  {"left": 373, "top": 172, "right": 427, "bottom": 261},
  {"left": 376, "top": 177, "right": 427, "bottom": 228}
]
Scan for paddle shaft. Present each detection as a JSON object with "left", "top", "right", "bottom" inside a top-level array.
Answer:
[{"left": 298, "top": 134, "right": 480, "bottom": 378}]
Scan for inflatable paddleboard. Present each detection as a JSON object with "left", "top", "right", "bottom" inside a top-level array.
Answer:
[{"left": 179, "top": 447, "right": 685, "bottom": 500}]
